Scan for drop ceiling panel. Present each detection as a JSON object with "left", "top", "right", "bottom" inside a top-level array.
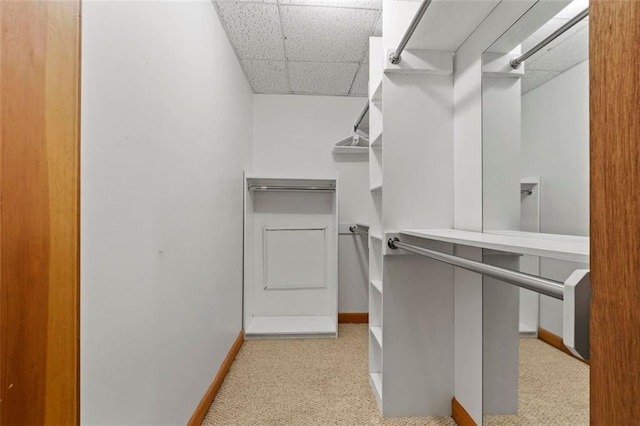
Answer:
[
  {"left": 281, "top": 6, "right": 378, "bottom": 62},
  {"left": 522, "top": 69, "right": 562, "bottom": 93},
  {"left": 350, "top": 61, "right": 369, "bottom": 96},
  {"left": 405, "top": 0, "right": 501, "bottom": 51},
  {"left": 216, "top": 2, "right": 285, "bottom": 60},
  {"left": 281, "top": 0, "right": 381, "bottom": 8},
  {"left": 518, "top": 0, "right": 589, "bottom": 94},
  {"left": 522, "top": 19, "right": 587, "bottom": 53},
  {"left": 373, "top": 11, "right": 382, "bottom": 37},
  {"left": 242, "top": 60, "right": 290, "bottom": 93},
  {"left": 526, "top": 26, "right": 588, "bottom": 71},
  {"left": 289, "top": 62, "right": 359, "bottom": 95}
]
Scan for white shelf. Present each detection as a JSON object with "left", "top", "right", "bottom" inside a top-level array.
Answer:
[
  {"left": 246, "top": 176, "right": 336, "bottom": 191},
  {"left": 370, "top": 183, "right": 383, "bottom": 193},
  {"left": 369, "top": 233, "right": 383, "bottom": 242},
  {"left": 332, "top": 146, "right": 369, "bottom": 154},
  {"left": 370, "top": 373, "right": 383, "bottom": 400},
  {"left": 332, "top": 135, "right": 369, "bottom": 155},
  {"left": 245, "top": 316, "right": 337, "bottom": 339},
  {"left": 519, "top": 323, "right": 537, "bottom": 336},
  {"left": 370, "top": 326, "right": 383, "bottom": 346},
  {"left": 370, "top": 279, "right": 383, "bottom": 294},
  {"left": 399, "top": 229, "right": 589, "bottom": 263},
  {"left": 370, "top": 133, "right": 382, "bottom": 150},
  {"left": 370, "top": 79, "right": 382, "bottom": 104}
]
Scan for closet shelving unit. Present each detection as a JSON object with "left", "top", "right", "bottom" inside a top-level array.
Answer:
[
  {"left": 369, "top": 0, "right": 512, "bottom": 418},
  {"left": 243, "top": 175, "right": 338, "bottom": 339},
  {"left": 367, "top": 36, "right": 385, "bottom": 408}
]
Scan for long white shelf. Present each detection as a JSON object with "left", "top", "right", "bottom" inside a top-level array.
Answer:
[
  {"left": 332, "top": 134, "right": 369, "bottom": 155},
  {"left": 370, "top": 79, "right": 382, "bottom": 104},
  {"left": 370, "top": 279, "right": 383, "bottom": 293},
  {"left": 245, "top": 316, "right": 337, "bottom": 339},
  {"left": 332, "top": 145, "right": 369, "bottom": 155},
  {"left": 369, "top": 232, "right": 383, "bottom": 242},
  {"left": 398, "top": 229, "right": 589, "bottom": 263},
  {"left": 370, "top": 373, "right": 383, "bottom": 400},
  {"left": 370, "top": 326, "right": 383, "bottom": 347},
  {"left": 370, "top": 133, "right": 382, "bottom": 149}
]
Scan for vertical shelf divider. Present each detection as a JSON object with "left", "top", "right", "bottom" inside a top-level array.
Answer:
[{"left": 367, "top": 36, "right": 385, "bottom": 408}]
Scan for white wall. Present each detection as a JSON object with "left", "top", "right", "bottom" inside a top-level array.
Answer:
[
  {"left": 521, "top": 60, "right": 590, "bottom": 336},
  {"left": 81, "top": 1, "right": 252, "bottom": 424},
  {"left": 252, "top": 94, "right": 369, "bottom": 313}
]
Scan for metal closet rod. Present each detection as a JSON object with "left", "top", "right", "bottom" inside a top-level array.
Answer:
[
  {"left": 388, "top": 0, "right": 433, "bottom": 65},
  {"left": 349, "top": 226, "right": 369, "bottom": 237},
  {"left": 354, "top": 103, "right": 369, "bottom": 132},
  {"left": 511, "top": 7, "right": 589, "bottom": 69},
  {"left": 387, "top": 237, "right": 565, "bottom": 300},
  {"left": 248, "top": 185, "right": 335, "bottom": 192}
]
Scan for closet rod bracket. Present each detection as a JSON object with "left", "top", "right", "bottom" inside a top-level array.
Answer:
[{"left": 388, "top": 237, "right": 400, "bottom": 249}]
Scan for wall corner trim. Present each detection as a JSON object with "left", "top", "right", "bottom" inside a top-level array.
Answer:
[
  {"left": 187, "top": 330, "right": 245, "bottom": 425},
  {"left": 452, "top": 397, "right": 477, "bottom": 426},
  {"left": 337, "top": 313, "right": 369, "bottom": 324}
]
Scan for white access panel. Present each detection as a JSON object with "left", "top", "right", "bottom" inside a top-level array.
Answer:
[{"left": 264, "top": 227, "right": 326, "bottom": 290}]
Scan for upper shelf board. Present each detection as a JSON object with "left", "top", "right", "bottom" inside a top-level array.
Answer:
[
  {"left": 387, "top": 0, "right": 501, "bottom": 52},
  {"left": 398, "top": 229, "right": 589, "bottom": 263},
  {"left": 246, "top": 176, "right": 336, "bottom": 192},
  {"left": 370, "top": 79, "right": 382, "bottom": 103},
  {"left": 332, "top": 134, "right": 369, "bottom": 155}
]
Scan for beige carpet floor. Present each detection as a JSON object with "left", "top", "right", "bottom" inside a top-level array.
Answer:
[{"left": 202, "top": 324, "right": 588, "bottom": 425}]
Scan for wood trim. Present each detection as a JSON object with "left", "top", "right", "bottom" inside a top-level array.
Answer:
[
  {"left": 537, "top": 328, "right": 589, "bottom": 365},
  {"left": 0, "top": 2, "right": 81, "bottom": 424},
  {"left": 187, "top": 331, "right": 245, "bottom": 426},
  {"left": 338, "top": 312, "right": 369, "bottom": 323},
  {"left": 452, "top": 397, "right": 477, "bottom": 426},
  {"left": 590, "top": 1, "right": 640, "bottom": 423}
]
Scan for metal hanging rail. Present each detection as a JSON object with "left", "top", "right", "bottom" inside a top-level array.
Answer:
[
  {"left": 353, "top": 103, "right": 369, "bottom": 133},
  {"left": 248, "top": 185, "right": 335, "bottom": 192},
  {"left": 388, "top": 0, "right": 433, "bottom": 65},
  {"left": 349, "top": 225, "right": 369, "bottom": 238},
  {"left": 510, "top": 7, "right": 589, "bottom": 69},
  {"left": 387, "top": 237, "right": 564, "bottom": 299}
]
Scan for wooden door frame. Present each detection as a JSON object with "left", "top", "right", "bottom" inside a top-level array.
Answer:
[
  {"left": 590, "top": 0, "right": 640, "bottom": 423},
  {"left": 0, "top": 1, "right": 81, "bottom": 424}
]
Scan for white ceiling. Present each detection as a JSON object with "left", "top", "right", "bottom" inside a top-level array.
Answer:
[
  {"left": 520, "top": 0, "right": 589, "bottom": 94},
  {"left": 214, "top": 0, "right": 388, "bottom": 97}
]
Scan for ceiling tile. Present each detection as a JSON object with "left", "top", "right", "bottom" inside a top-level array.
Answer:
[
  {"left": 350, "top": 62, "right": 368, "bottom": 96},
  {"left": 242, "top": 60, "right": 290, "bottom": 93},
  {"left": 526, "top": 25, "right": 588, "bottom": 71},
  {"left": 281, "top": 0, "right": 381, "bottom": 8},
  {"left": 372, "top": 11, "right": 382, "bottom": 36},
  {"left": 215, "top": 2, "right": 285, "bottom": 60},
  {"left": 522, "top": 19, "right": 587, "bottom": 53},
  {"left": 281, "top": 6, "right": 378, "bottom": 62},
  {"left": 226, "top": 0, "right": 277, "bottom": 3},
  {"left": 522, "top": 69, "right": 562, "bottom": 94},
  {"left": 289, "top": 62, "right": 359, "bottom": 95}
]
